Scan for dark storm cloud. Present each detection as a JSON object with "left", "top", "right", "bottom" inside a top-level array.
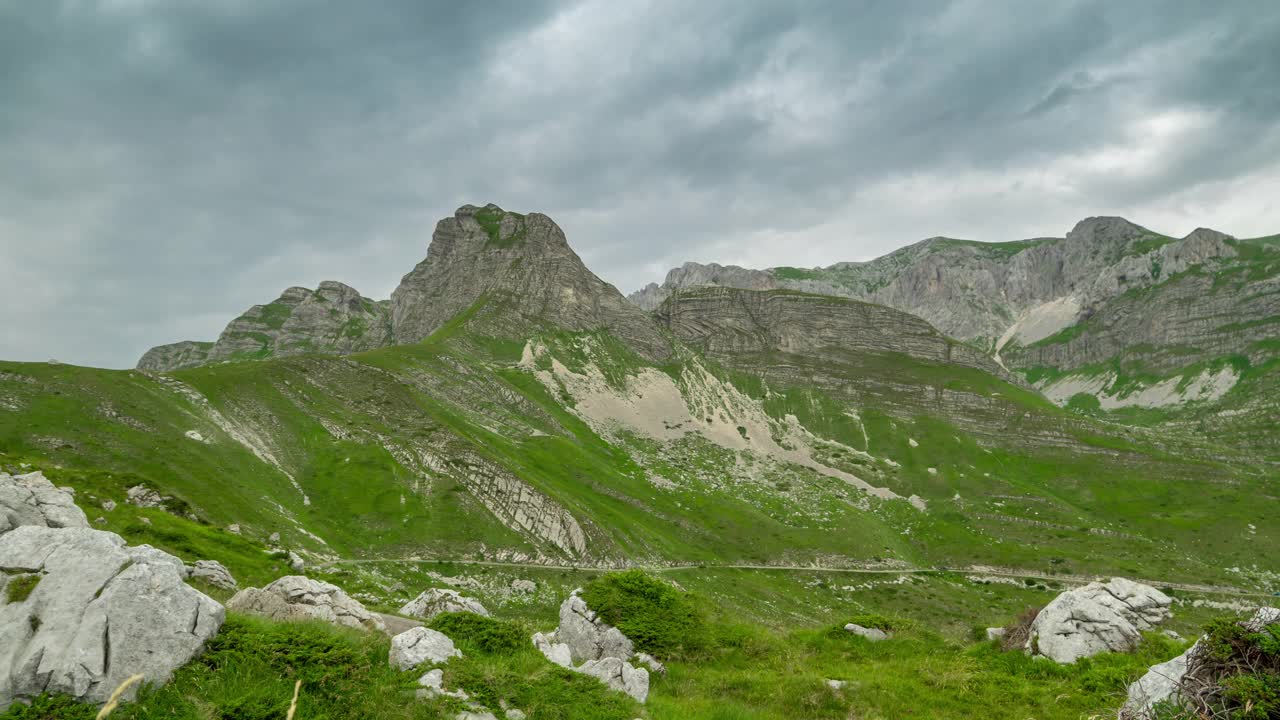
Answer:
[{"left": 2, "top": 0, "right": 1279, "bottom": 367}]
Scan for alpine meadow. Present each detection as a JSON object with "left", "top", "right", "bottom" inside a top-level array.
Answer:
[{"left": 1, "top": 3, "right": 1278, "bottom": 720}]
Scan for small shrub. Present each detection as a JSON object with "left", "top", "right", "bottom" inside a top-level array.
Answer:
[
  {"left": 1000, "top": 606, "right": 1042, "bottom": 652},
  {"left": 843, "top": 613, "right": 915, "bottom": 632},
  {"left": 1154, "top": 614, "right": 1280, "bottom": 719},
  {"left": 580, "top": 570, "right": 709, "bottom": 660},
  {"left": 429, "top": 612, "right": 526, "bottom": 655}
]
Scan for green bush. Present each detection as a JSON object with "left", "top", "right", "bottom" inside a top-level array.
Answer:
[
  {"left": 842, "top": 613, "right": 915, "bottom": 632},
  {"left": 580, "top": 570, "right": 709, "bottom": 660},
  {"left": 429, "top": 612, "right": 526, "bottom": 655}
]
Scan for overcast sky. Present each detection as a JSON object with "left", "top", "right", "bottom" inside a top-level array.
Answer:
[{"left": 3, "top": 1, "right": 1279, "bottom": 368}]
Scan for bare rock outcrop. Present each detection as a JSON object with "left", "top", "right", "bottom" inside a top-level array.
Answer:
[
  {"left": 136, "top": 340, "right": 213, "bottom": 372},
  {"left": 0, "top": 526, "right": 224, "bottom": 710},
  {"left": 137, "top": 281, "right": 392, "bottom": 371},
  {"left": 531, "top": 590, "right": 649, "bottom": 702},
  {"left": 389, "top": 627, "right": 461, "bottom": 670},
  {"left": 400, "top": 588, "right": 489, "bottom": 620},
  {"left": 390, "top": 204, "right": 671, "bottom": 363},
  {"left": 227, "top": 576, "right": 385, "bottom": 633},
  {"left": 188, "top": 560, "right": 238, "bottom": 591},
  {"left": 1027, "top": 577, "right": 1172, "bottom": 663},
  {"left": 0, "top": 471, "right": 88, "bottom": 533}
]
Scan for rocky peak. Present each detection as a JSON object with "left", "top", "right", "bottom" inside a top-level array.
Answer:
[
  {"left": 391, "top": 204, "right": 671, "bottom": 361},
  {"left": 1065, "top": 216, "right": 1149, "bottom": 245},
  {"left": 136, "top": 282, "right": 392, "bottom": 371}
]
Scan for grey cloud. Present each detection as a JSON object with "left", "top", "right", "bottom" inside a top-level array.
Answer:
[{"left": 1, "top": 0, "right": 1278, "bottom": 367}]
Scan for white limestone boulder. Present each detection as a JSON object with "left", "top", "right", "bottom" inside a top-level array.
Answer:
[
  {"left": 1028, "top": 578, "right": 1172, "bottom": 663},
  {"left": 227, "top": 576, "right": 385, "bottom": 632},
  {"left": 188, "top": 560, "right": 238, "bottom": 591},
  {"left": 577, "top": 656, "right": 650, "bottom": 703},
  {"left": 531, "top": 590, "right": 650, "bottom": 702},
  {"left": 389, "top": 627, "right": 461, "bottom": 670},
  {"left": 400, "top": 588, "right": 489, "bottom": 620},
  {"left": 0, "top": 471, "right": 88, "bottom": 534},
  {"left": 0, "top": 526, "right": 224, "bottom": 710}
]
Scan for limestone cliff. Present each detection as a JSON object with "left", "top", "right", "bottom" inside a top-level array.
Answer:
[{"left": 631, "top": 218, "right": 1242, "bottom": 352}]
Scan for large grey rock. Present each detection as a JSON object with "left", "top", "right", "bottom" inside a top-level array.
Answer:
[
  {"left": 389, "top": 627, "right": 461, "bottom": 670},
  {"left": 1027, "top": 577, "right": 1172, "bottom": 663},
  {"left": 531, "top": 590, "right": 650, "bottom": 702},
  {"left": 1119, "top": 608, "right": 1279, "bottom": 719},
  {"left": 400, "top": 588, "right": 489, "bottom": 620},
  {"left": 555, "top": 592, "right": 634, "bottom": 663},
  {"left": 227, "top": 576, "right": 385, "bottom": 633},
  {"left": 0, "top": 526, "right": 224, "bottom": 709},
  {"left": 577, "top": 656, "right": 650, "bottom": 703},
  {"left": 188, "top": 560, "right": 237, "bottom": 591},
  {"left": 0, "top": 471, "right": 89, "bottom": 534},
  {"left": 390, "top": 204, "right": 671, "bottom": 362},
  {"left": 137, "top": 281, "right": 392, "bottom": 370},
  {"left": 1118, "top": 640, "right": 1196, "bottom": 719}
]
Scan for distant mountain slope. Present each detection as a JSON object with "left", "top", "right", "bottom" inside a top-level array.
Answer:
[
  {"left": 9, "top": 204, "right": 1272, "bottom": 593},
  {"left": 138, "top": 281, "right": 391, "bottom": 371},
  {"left": 632, "top": 218, "right": 1279, "bottom": 414}
]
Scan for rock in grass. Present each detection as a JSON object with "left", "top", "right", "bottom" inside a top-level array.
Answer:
[
  {"left": 1027, "top": 577, "right": 1171, "bottom": 663},
  {"left": 0, "top": 526, "right": 224, "bottom": 710},
  {"left": 0, "top": 471, "right": 89, "bottom": 534},
  {"left": 985, "top": 627, "right": 1006, "bottom": 641},
  {"left": 188, "top": 559, "right": 238, "bottom": 590},
  {"left": 844, "top": 623, "right": 889, "bottom": 641},
  {"left": 531, "top": 590, "right": 651, "bottom": 702},
  {"left": 400, "top": 587, "right": 489, "bottom": 620},
  {"left": 227, "top": 575, "right": 385, "bottom": 633},
  {"left": 576, "top": 657, "right": 650, "bottom": 703},
  {"left": 389, "top": 627, "right": 461, "bottom": 670}
]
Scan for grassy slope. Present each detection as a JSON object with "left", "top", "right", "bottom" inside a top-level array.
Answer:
[{"left": 2, "top": 307, "right": 1275, "bottom": 585}]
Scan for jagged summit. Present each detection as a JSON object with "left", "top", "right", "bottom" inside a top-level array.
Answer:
[{"left": 389, "top": 204, "right": 671, "bottom": 361}]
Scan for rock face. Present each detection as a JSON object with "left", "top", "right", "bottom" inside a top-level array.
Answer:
[
  {"left": 1027, "top": 578, "right": 1172, "bottom": 663},
  {"left": 655, "top": 287, "right": 1010, "bottom": 381},
  {"left": 632, "top": 218, "right": 1239, "bottom": 349},
  {"left": 136, "top": 340, "right": 213, "bottom": 372},
  {"left": 531, "top": 590, "right": 649, "bottom": 702},
  {"left": 1119, "top": 607, "right": 1280, "bottom": 719},
  {"left": 388, "top": 627, "right": 461, "bottom": 670},
  {"left": 0, "top": 471, "right": 89, "bottom": 533},
  {"left": 226, "top": 576, "right": 386, "bottom": 633},
  {"left": 136, "top": 281, "right": 392, "bottom": 370},
  {"left": 390, "top": 204, "right": 671, "bottom": 362},
  {"left": 0, "top": 526, "right": 224, "bottom": 709},
  {"left": 399, "top": 588, "right": 489, "bottom": 620}
]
